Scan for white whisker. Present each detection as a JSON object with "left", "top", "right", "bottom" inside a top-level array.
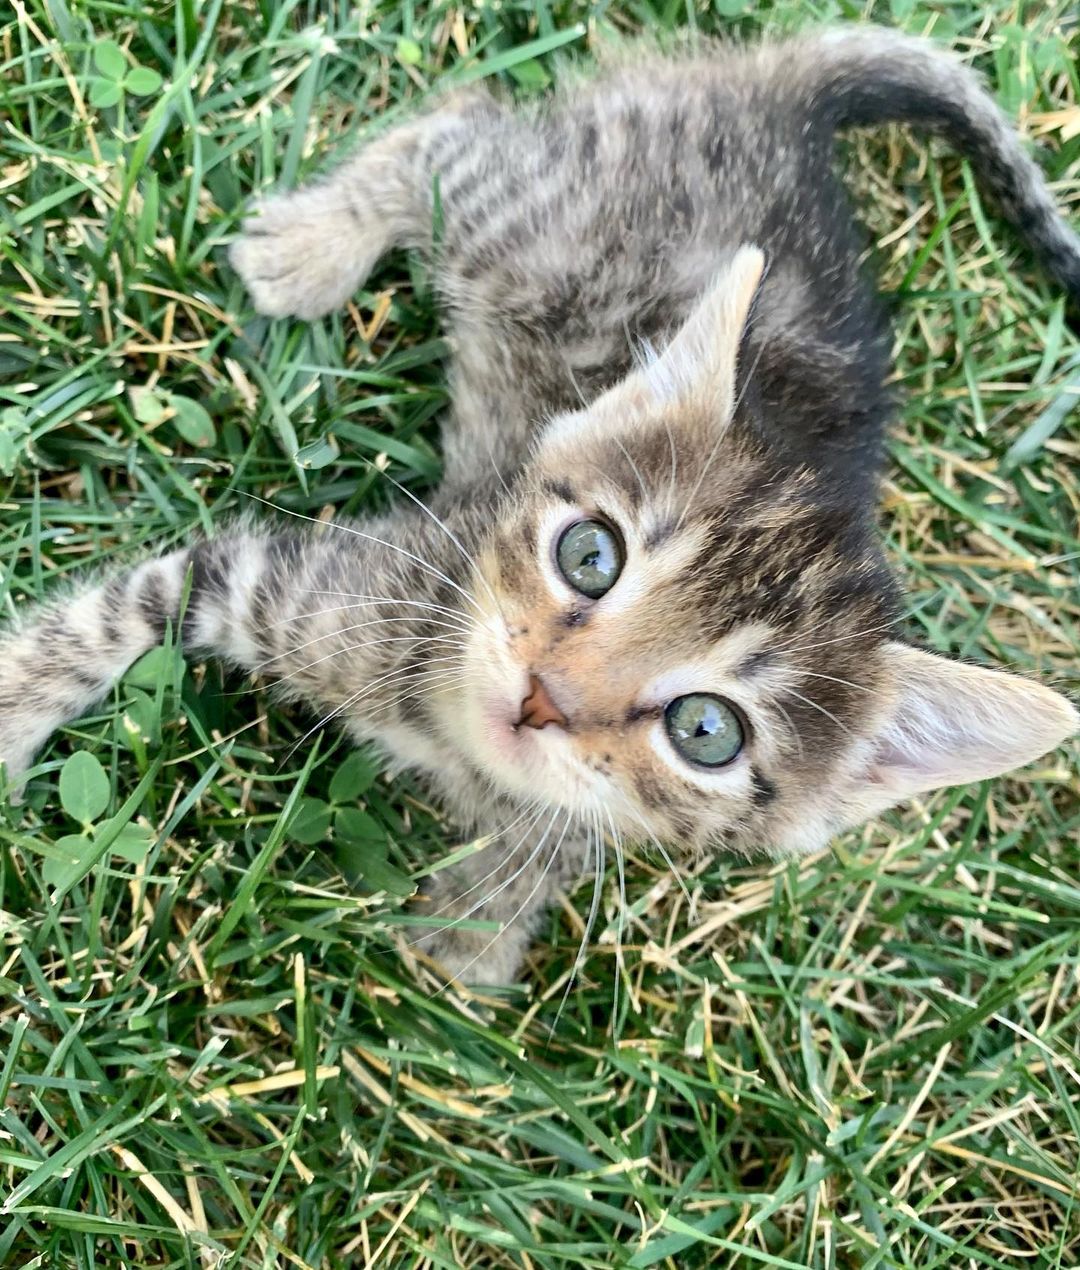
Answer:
[
  {"left": 788, "top": 667, "right": 874, "bottom": 694},
  {"left": 777, "top": 604, "right": 929, "bottom": 656},
  {"left": 365, "top": 668, "right": 487, "bottom": 723},
  {"left": 615, "top": 795, "right": 693, "bottom": 910},
  {"left": 224, "top": 633, "right": 462, "bottom": 701},
  {"left": 606, "top": 808, "right": 627, "bottom": 1033},
  {"left": 366, "top": 463, "right": 506, "bottom": 622},
  {"left": 409, "top": 799, "right": 543, "bottom": 883},
  {"left": 261, "top": 598, "right": 476, "bottom": 637},
  {"left": 293, "top": 588, "right": 479, "bottom": 628},
  {"left": 278, "top": 652, "right": 473, "bottom": 763},
  {"left": 251, "top": 616, "right": 470, "bottom": 675},
  {"left": 550, "top": 808, "right": 605, "bottom": 1035},
  {"left": 487, "top": 443, "right": 515, "bottom": 500},
  {"left": 270, "top": 632, "right": 466, "bottom": 689},
  {"left": 772, "top": 697, "right": 805, "bottom": 760},
  {"left": 779, "top": 685, "right": 854, "bottom": 736},
  {"left": 240, "top": 492, "right": 486, "bottom": 619},
  {"left": 407, "top": 804, "right": 549, "bottom": 938},
  {"left": 433, "top": 807, "right": 573, "bottom": 994}
]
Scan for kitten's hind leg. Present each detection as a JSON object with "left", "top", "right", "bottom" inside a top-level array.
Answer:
[
  {"left": 229, "top": 160, "right": 406, "bottom": 320},
  {"left": 230, "top": 91, "right": 497, "bottom": 320}
]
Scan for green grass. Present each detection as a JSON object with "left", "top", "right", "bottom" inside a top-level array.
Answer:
[{"left": 1, "top": 0, "right": 1079, "bottom": 1265}]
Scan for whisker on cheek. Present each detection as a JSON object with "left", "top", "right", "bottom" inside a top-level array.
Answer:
[
  {"left": 278, "top": 652, "right": 476, "bottom": 765},
  {"left": 612, "top": 792, "right": 693, "bottom": 910},
  {"left": 261, "top": 597, "right": 477, "bottom": 636},
  {"left": 366, "top": 669, "right": 489, "bottom": 724},
  {"left": 292, "top": 588, "right": 482, "bottom": 630},
  {"left": 269, "top": 635, "right": 469, "bottom": 694},
  {"left": 549, "top": 806, "right": 605, "bottom": 1036},
  {"left": 251, "top": 617, "right": 471, "bottom": 676},
  {"left": 239, "top": 491, "right": 487, "bottom": 620}
]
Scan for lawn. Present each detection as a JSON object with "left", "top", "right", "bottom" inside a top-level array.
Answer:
[{"left": 1, "top": 0, "right": 1079, "bottom": 1266}]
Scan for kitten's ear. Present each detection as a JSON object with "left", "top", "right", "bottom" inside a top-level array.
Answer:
[
  {"left": 635, "top": 244, "right": 765, "bottom": 412},
  {"left": 857, "top": 642, "right": 1076, "bottom": 803},
  {"left": 540, "top": 246, "right": 764, "bottom": 450}
]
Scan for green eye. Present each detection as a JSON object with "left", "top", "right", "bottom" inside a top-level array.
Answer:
[
  {"left": 555, "top": 520, "right": 624, "bottom": 599},
  {"left": 664, "top": 694, "right": 744, "bottom": 768}
]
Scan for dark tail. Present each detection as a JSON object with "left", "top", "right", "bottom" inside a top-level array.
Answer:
[{"left": 790, "top": 27, "right": 1080, "bottom": 302}]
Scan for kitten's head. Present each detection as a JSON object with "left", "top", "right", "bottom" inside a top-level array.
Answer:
[{"left": 442, "top": 247, "right": 1077, "bottom": 856}]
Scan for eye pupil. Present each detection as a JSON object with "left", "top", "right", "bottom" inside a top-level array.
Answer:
[
  {"left": 556, "top": 520, "right": 624, "bottom": 599},
  {"left": 664, "top": 694, "right": 744, "bottom": 768}
]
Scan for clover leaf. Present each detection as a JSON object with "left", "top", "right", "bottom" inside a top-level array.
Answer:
[
  {"left": 59, "top": 750, "right": 111, "bottom": 825},
  {"left": 131, "top": 385, "right": 217, "bottom": 448},
  {"left": 90, "top": 39, "right": 163, "bottom": 108},
  {"left": 286, "top": 751, "right": 413, "bottom": 896},
  {"left": 42, "top": 751, "right": 155, "bottom": 889}
]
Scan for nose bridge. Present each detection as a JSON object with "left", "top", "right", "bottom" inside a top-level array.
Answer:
[
  {"left": 521, "top": 579, "right": 673, "bottom": 724},
  {"left": 545, "top": 617, "right": 655, "bottom": 723}
]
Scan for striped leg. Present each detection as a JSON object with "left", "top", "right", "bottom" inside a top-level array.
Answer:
[
  {"left": 228, "top": 89, "right": 502, "bottom": 320},
  {"left": 0, "top": 531, "right": 343, "bottom": 790},
  {"left": 0, "top": 549, "right": 193, "bottom": 789}
]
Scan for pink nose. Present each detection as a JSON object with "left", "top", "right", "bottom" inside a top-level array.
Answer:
[{"left": 517, "top": 674, "right": 569, "bottom": 730}]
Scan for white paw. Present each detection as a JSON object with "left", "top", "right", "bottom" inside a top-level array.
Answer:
[
  {"left": 229, "top": 188, "right": 379, "bottom": 320},
  {"left": 411, "top": 909, "right": 530, "bottom": 986}
]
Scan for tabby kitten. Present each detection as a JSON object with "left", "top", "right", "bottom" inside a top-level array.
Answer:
[{"left": 2, "top": 28, "right": 1077, "bottom": 983}]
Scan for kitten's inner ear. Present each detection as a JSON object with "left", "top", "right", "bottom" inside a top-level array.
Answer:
[
  {"left": 612, "top": 244, "right": 765, "bottom": 416},
  {"left": 862, "top": 642, "right": 1077, "bottom": 798}
]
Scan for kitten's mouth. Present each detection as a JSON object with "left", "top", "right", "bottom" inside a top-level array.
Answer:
[
  {"left": 452, "top": 635, "right": 587, "bottom": 806},
  {"left": 479, "top": 675, "right": 570, "bottom": 760},
  {"left": 457, "top": 667, "right": 599, "bottom": 815}
]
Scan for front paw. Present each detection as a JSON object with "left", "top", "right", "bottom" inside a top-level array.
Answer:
[
  {"left": 412, "top": 916, "right": 530, "bottom": 987},
  {"left": 410, "top": 870, "right": 534, "bottom": 986},
  {"left": 229, "top": 188, "right": 379, "bottom": 320}
]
